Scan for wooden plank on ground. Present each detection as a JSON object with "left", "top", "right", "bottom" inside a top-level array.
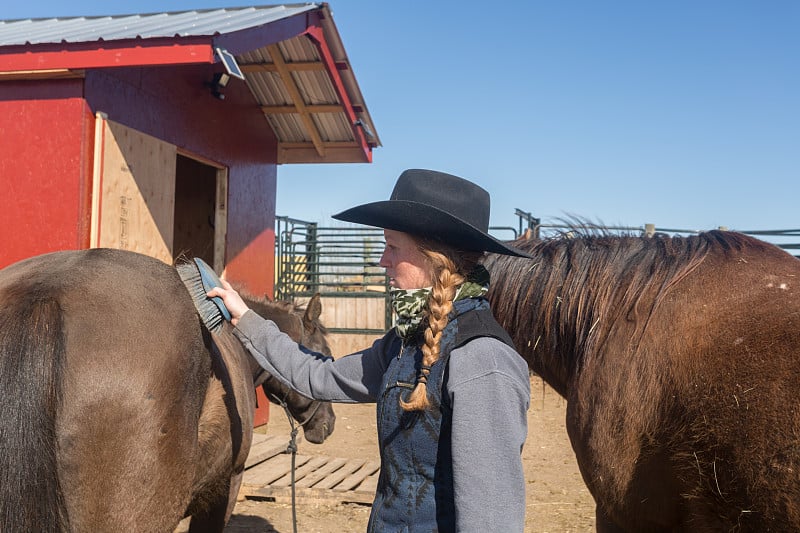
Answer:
[
  {"left": 245, "top": 434, "right": 290, "bottom": 469},
  {"left": 241, "top": 455, "right": 381, "bottom": 505},
  {"left": 244, "top": 454, "right": 312, "bottom": 487},
  {"left": 242, "top": 484, "right": 376, "bottom": 505},
  {"left": 333, "top": 460, "right": 380, "bottom": 492},
  {"left": 296, "top": 457, "right": 348, "bottom": 488},
  {"left": 312, "top": 458, "right": 366, "bottom": 490},
  {"left": 271, "top": 456, "right": 329, "bottom": 487},
  {"left": 357, "top": 470, "right": 380, "bottom": 495}
]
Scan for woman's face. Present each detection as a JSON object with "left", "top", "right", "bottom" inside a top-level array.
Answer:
[{"left": 380, "top": 229, "right": 433, "bottom": 290}]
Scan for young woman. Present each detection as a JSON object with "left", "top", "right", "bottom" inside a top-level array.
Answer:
[{"left": 209, "top": 169, "right": 532, "bottom": 532}]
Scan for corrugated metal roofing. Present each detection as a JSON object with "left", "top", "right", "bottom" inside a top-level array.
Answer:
[
  {"left": 0, "top": 4, "right": 320, "bottom": 46},
  {"left": 0, "top": 4, "right": 380, "bottom": 163}
]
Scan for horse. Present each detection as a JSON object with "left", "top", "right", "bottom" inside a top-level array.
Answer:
[
  {"left": 239, "top": 291, "right": 336, "bottom": 443},
  {"left": 0, "top": 247, "right": 333, "bottom": 532},
  {"left": 483, "top": 229, "right": 800, "bottom": 532}
]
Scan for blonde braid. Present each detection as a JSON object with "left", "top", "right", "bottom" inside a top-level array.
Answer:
[{"left": 399, "top": 249, "right": 464, "bottom": 412}]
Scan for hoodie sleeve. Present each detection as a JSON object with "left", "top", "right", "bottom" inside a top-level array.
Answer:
[
  {"left": 234, "top": 309, "right": 391, "bottom": 403},
  {"left": 447, "top": 336, "right": 531, "bottom": 532}
]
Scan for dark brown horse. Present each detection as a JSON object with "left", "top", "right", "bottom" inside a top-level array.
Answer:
[
  {"left": 484, "top": 230, "right": 800, "bottom": 532},
  {"left": 0, "top": 248, "right": 333, "bottom": 532},
  {"left": 240, "top": 291, "right": 336, "bottom": 444}
]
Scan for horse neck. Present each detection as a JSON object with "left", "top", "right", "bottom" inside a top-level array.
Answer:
[
  {"left": 241, "top": 296, "right": 304, "bottom": 339},
  {"left": 488, "top": 234, "right": 716, "bottom": 397},
  {"left": 211, "top": 326, "right": 264, "bottom": 384},
  {"left": 242, "top": 295, "right": 332, "bottom": 356},
  {"left": 487, "top": 246, "right": 587, "bottom": 396}
]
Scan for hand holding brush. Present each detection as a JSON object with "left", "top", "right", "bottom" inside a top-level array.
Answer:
[
  {"left": 206, "top": 279, "right": 250, "bottom": 326},
  {"left": 177, "top": 257, "right": 251, "bottom": 331}
]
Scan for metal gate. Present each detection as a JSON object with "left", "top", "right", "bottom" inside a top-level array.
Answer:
[
  {"left": 275, "top": 216, "right": 391, "bottom": 335},
  {"left": 275, "top": 213, "right": 799, "bottom": 341}
]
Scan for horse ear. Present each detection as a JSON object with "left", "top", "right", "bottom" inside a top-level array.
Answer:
[{"left": 303, "top": 293, "right": 323, "bottom": 328}]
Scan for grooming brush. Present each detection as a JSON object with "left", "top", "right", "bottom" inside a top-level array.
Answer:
[{"left": 177, "top": 258, "right": 232, "bottom": 333}]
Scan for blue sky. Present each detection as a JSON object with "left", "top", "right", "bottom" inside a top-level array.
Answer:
[{"left": 7, "top": 1, "right": 799, "bottom": 240}]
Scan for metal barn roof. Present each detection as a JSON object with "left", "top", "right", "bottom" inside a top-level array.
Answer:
[
  {"left": 0, "top": 4, "right": 380, "bottom": 164},
  {"left": 0, "top": 5, "right": 319, "bottom": 45}
]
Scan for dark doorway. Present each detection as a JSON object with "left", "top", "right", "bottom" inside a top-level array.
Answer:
[{"left": 173, "top": 155, "right": 218, "bottom": 265}]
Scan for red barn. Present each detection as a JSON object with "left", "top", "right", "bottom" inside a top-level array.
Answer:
[{"left": 0, "top": 3, "right": 379, "bottom": 425}]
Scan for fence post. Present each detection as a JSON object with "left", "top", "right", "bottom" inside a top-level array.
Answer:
[
  {"left": 515, "top": 209, "right": 541, "bottom": 239},
  {"left": 274, "top": 216, "right": 287, "bottom": 300},
  {"left": 305, "top": 223, "right": 318, "bottom": 295}
]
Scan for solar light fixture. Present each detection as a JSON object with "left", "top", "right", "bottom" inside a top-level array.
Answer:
[
  {"left": 215, "top": 47, "right": 245, "bottom": 81},
  {"left": 207, "top": 47, "right": 246, "bottom": 100},
  {"left": 354, "top": 119, "right": 376, "bottom": 145}
]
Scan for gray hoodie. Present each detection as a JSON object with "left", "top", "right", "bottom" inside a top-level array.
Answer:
[{"left": 234, "top": 310, "right": 530, "bottom": 532}]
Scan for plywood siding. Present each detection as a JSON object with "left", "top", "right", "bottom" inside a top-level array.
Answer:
[
  {"left": 327, "top": 333, "right": 384, "bottom": 359},
  {"left": 318, "top": 296, "right": 386, "bottom": 331},
  {"left": 96, "top": 119, "right": 176, "bottom": 263},
  {"left": 296, "top": 295, "right": 388, "bottom": 358}
]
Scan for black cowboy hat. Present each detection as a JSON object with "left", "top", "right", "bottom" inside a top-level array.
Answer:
[{"left": 332, "top": 169, "right": 532, "bottom": 258}]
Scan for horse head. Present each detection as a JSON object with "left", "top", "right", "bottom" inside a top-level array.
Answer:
[{"left": 239, "top": 291, "right": 336, "bottom": 444}]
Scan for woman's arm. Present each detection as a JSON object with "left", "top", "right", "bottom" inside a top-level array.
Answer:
[
  {"left": 447, "top": 337, "right": 531, "bottom": 532},
  {"left": 234, "top": 310, "right": 390, "bottom": 403}
]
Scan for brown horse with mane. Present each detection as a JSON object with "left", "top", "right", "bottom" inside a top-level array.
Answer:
[
  {"left": 484, "top": 229, "right": 800, "bottom": 531},
  {"left": 0, "top": 248, "right": 334, "bottom": 532}
]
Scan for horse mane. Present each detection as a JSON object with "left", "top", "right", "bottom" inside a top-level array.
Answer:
[
  {"left": 488, "top": 228, "right": 769, "bottom": 386},
  {"left": 238, "top": 289, "right": 303, "bottom": 315}
]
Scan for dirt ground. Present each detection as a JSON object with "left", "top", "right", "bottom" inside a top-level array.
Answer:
[{"left": 223, "top": 375, "right": 595, "bottom": 532}]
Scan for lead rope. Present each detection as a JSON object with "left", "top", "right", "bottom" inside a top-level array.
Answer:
[{"left": 267, "top": 391, "right": 324, "bottom": 533}]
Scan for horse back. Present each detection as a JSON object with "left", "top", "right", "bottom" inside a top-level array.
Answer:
[
  {"left": 0, "top": 248, "right": 211, "bottom": 531},
  {"left": 659, "top": 240, "right": 800, "bottom": 523},
  {"left": 573, "top": 236, "right": 800, "bottom": 528},
  {"left": 652, "top": 239, "right": 800, "bottom": 401}
]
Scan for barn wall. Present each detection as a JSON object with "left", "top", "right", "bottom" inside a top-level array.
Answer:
[
  {"left": 84, "top": 65, "right": 279, "bottom": 296},
  {"left": 0, "top": 79, "right": 95, "bottom": 268},
  {"left": 83, "top": 66, "right": 281, "bottom": 427}
]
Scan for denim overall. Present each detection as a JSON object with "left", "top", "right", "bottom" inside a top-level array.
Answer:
[{"left": 367, "top": 297, "right": 514, "bottom": 533}]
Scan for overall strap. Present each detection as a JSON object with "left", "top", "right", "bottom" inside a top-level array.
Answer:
[{"left": 453, "top": 307, "right": 515, "bottom": 351}]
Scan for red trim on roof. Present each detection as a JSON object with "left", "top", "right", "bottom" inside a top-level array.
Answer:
[
  {"left": 304, "top": 24, "right": 372, "bottom": 163},
  {"left": 0, "top": 38, "right": 214, "bottom": 72}
]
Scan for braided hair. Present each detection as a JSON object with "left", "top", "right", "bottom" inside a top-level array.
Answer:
[{"left": 399, "top": 239, "right": 482, "bottom": 412}]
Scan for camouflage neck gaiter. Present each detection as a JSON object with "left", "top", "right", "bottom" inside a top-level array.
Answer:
[
  {"left": 390, "top": 287, "right": 431, "bottom": 340},
  {"left": 454, "top": 264, "right": 490, "bottom": 300},
  {"left": 390, "top": 265, "right": 491, "bottom": 340}
]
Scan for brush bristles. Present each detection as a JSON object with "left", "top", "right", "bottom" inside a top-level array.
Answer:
[{"left": 176, "top": 262, "right": 224, "bottom": 333}]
